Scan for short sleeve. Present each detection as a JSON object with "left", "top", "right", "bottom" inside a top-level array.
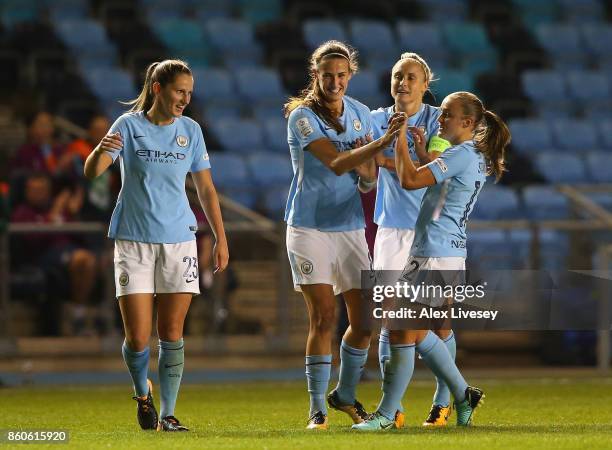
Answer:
[
  {"left": 107, "top": 115, "right": 128, "bottom": 162},
  {"left": 190, "top": 124, "right": 211, "bottom": 173},
  {"left": 287, "top": 108, "right": 327, "bottom": 150},
  {"left": 425, "top": 145, "right": 473, "bottom": 183},
  {"left": 369, "top": 109, "right": 386, "bottom": 140}
]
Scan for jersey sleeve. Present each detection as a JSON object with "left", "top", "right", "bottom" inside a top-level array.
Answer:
[
  {"left": 190, "top": 124, "right": 211, "bottom": 173},
  {"left": 369, "top": 110, "right": 385, "bottom": 140},
  {"left": 425, "top": 145, "right": 473, "bottom": 183},
  {"left": 107, "top": 115, "right": 128, "bottom": 162},
  {"left": 287, "top": 108, "right": 327, "bottom": 150}
]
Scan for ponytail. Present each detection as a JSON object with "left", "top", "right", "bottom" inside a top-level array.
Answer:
[{"left": 122, "top": 59, "right": 191, "bottom": 113}]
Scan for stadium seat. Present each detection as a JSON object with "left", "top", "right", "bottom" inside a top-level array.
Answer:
[
  {"left": 234, "top": 68, "right": 285, "bottom": 104},
  {"left": 82, "top": 68, "right": 137, "bottom": 103},
  {"left": 508, "top": 229, "right": 534, "bottom": 269},
  {"left": 191, "top": 68, "right": 235, "bottom": 104},
  {"left": 467, "top": 229, "right": 514, "bottom": 270},
  {"left": 521, "top": 71, "right": 571, "bottom": 118},
  {"left": 252, "top": 104, "right": 284, "bottom": 123},
  {"left": 508, "top": 119, "right": 553, "bottom": 155},
  {"left": 348, "top": 20, "right": 398, "bottom": 70},
  {"left": 302, "top": 19, "right": 347, "bottom": 51},
  {"left": 262, "top": 118, "right": 288, "bottom": 154},
  {"left": 263, "top": 185, "right": 290, "bottom": 220},
  {"left": 203, "top": 19, "right": 262, "bottom": 65},
  {"left": 566, "top": 71, "right": 610, "bottom": 116},
  {"left": 550, "top": 120, "right": 598, "bottom": 152},
  {"left": 246, "top": 152, "right": 293, "bottom": 188},
  {"left": 534, "top": 153, "right": 587, "bottom": 183},
  {"left": 418, "top": 0, "right": 468, "bottom": 22},
  {"left": 580, "top": 25, "right": 612, "bottom": 60},
  {"left": 347, "top": 70, "right": 385, "bottom": 107},
  {"left": 207, "top": 152, "right": 257, "bottom": 208},
  {"left": 534, "top": 24, "right": 587, "bottom": 69},
  {"left": 396, "top": 21, "right": 450, "bottom": 70},
  {"left": 48, "top": 0, "right": 89, "bottom": 21},
  {"left": 471, "top": 185, "right": 523, "bottom": 220},
  {"left": 209, "top": 118, "right": 264, "bottom": 153},
  {"left": 193, "top": 0, "right": 233, "bottom": 20},
  {"left": 522, "top": 186, "right": 569, "bottom": 220},
  {"left": 557, "top": 0, "right": 604, "bottom": 24},
  {"left": 442, "top": 23, "right": 498, "bottom": 76},
  {"left": 510, "top": 0, "right": 561, "bottom": 28},
  {"left": 238, "top": 0, "right": 282, "bottom": 25},
  {"left": 0, "top": 0, "right": 40, "bottom": 28},
  {"left": 600, "top": 120, "right": 612, "bottom": 150},
  {"left": 585, "top": 153, "right": 612, "bottom": 183},
  {"left": 538, "top": 230, "right": 570, "bottom": 271},
  {"left": 430, "top": 70, "right": 474, "bottom": 102}
]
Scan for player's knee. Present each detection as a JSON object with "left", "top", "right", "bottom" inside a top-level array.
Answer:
[
  {"left": 310, "top": 308, "right": 335, "bottom": 335},
  {"left": 158, "top": 324, "right": 184, "bottom": 342},
  {"left": 125, "top": 335, "right": 149, "bottom": 352}
]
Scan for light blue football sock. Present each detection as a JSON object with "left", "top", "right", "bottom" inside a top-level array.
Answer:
[
  {"left": 377, "top": 344, "right": 415, "bottom": 421},
  {"left": 417, "top": 331, "right": 467, "bottom": 403},
  {"left": 378, "top": 327, "right": 391, "bottom": 379},
  {"left": 335, "top": 340, "right": 369, "bottom": 405},
  {"left": 121, "top": 340, "right": 150, "bottom": 397},
  {"left": 305, "top": 354, "right": 332, "bottom": 416},
  {"left": 158, "top": 338, "right": 185, "bottom": 419},
  {"left": 432, "top": 331, "right": 456, "bottom": 406}
]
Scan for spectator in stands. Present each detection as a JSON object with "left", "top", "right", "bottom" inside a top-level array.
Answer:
[
  {"left": 60, "top": 114, "right": 116, "bottom": 221},
  {"left": 10, "top": 172, "right": 98, "bottom": 335},
  {"left": 12, "top": 111, "right": 66, "bottom": 177},
  {"left": 282, "top": 40, "right": 405, "bottom": 429}
]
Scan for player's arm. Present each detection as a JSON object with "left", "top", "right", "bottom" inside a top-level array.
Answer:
[
  {"left": 308, "top": 113, "right": 406, "bottom": 176},
  {"left": 84, "top": 131, "right": 121, "bottom": 179},
  {"left": 191, "top": 169, "right": 229, "bottom": 273},
  {"left": 395, "top": 125, "right": 436, "bottom": 190}
]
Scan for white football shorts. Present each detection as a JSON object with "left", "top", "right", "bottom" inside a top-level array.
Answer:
[
  {"left": 373, "top": 227, "right": 416, "bottom": 271},
  {"left": 286, "top": 225, "right": 371, "bottom": 295},
  {"left": 113, "top": 239, "right": 200, "bottom": 297}
]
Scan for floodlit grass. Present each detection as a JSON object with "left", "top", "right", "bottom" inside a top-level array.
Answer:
[{"left": 3, "top": 378, "right": 612, "bottom": 449}]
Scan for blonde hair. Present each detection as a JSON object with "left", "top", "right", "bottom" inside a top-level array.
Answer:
[
  {"left": 283, "top": 40, "right": 358, "bottom": 133},
  {"left": 398, "top": 52, "right": 435, "bottom": 85}
]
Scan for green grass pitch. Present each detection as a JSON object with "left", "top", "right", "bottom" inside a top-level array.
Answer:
[{"left": 3, "top": 377, "right": 612, "bottom": 449}]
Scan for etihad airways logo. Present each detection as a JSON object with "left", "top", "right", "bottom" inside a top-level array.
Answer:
[{"left": 136, "top": 149, "right": 186, "bottom": 164}]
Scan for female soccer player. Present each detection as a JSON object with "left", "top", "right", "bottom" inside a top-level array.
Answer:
[
  {"left": 370, "top": 53, "right": 457, "bottom": 427},
  {"left": 84, "top": 59, "right": 229, "bottom": 432},
  {"left": 354, "top": 91, "right": 510, "bottom": 430},
  {"left": 283, "top": 40, "right": 405, "bottom": 429}
]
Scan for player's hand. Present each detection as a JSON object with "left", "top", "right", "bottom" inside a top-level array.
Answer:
[
  {"left": 408, "top": 126, "right": 427, "bottom": 154},
  {"left": 213, "top": 238, "right": 229, "bottom": 274},
  {"left": 96, "top": 131, "right": 122, "bottom": 154},
  {"left": 382, "top": 113, "right": 407, "bottom": 145}
]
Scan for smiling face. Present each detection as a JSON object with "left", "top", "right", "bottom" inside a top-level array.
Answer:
[
  {"left": 438, "top": 95, "right": 474, "bottom": 145},
  {"left": 315, "top": 56, "right": 351, "bottom": 105},
  {"left": 153, "top": 73, "right": 193, "bottom": 119},
  {"left": 391, "top": 59, "right": 428, "bottom": 108}
]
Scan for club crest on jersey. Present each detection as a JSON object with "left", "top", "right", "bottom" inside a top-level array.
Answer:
[
  {"left": 301, "top": 260, "right": 313, "bottom": 275},
  {"left": 119, "top": 272, "right": 129, "bottom": 286},
  {"left": 296, "top": 117, "right": 313, "bottom": 137},
  {"left": 434, "top": 158, "right": 448, "bottom": 173},
  {"left": 353, "top": 119, "right": 362, "bottom": 131},
  {"left": 176, "top": 135, "right": 188, "bottom": 147}
]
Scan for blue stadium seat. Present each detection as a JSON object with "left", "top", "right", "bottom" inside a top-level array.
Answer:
[
  {"left": 349, "top": 20, "right": 399, "bottom": 70},
  {"left": 558, "top": 0, "right": 604, "bottom": 24},
  {"left": 586, "top": 153, "right": 612, "bottom": 183},
  {"left": 82, "top": 68, "right": 137, "bottom": 103},
  {"left": 251, "top": 104, "right": 284, "bottom": 122},
  {"left": 263, "top": 185, "right": 290, "bottom": 220},
  {"left": 238, "top": 0, "right": 282, "bottom": 25},
  {"left": 508, "top": 119, "right": 553, "bottom": 155},
  {"left": 302, "top": 19, "right": 347, "bottom": 51},
  {"left": 550, "top": 119, "right": 598, "bottom": 152},
  {"left": 246, "top": 152, "right": 293, "bottom": 188},
  {"left": 347, "top": 70, "right": 385, "bottom": 107},
  {"left": 48, "top": 0, "right": 89, "bottom": 20},
  {"left": 0, "top": 0, "right": 40, "bottom": 28},
  {"left": 430, "top": 70, "right": 474, "bottom": 102},
  {"left": 581, "top": 25, "right": 612, "bottom": 61},
  {"left": 55, "top": 19, "right": 118, "bottom": 64},
  {"left": 234, "top": 68, "right": 285, "bottom": 105},
  {"left": 191, "top": 68, "right": 236, "bottom": 104},
  {"left": 193, "top": 0, "right": 233, "bottom": 20},
  {"left": 566, "top": 71, "right": 610, "bottom": 117},
  {"left": 209, "top": 118, "right": 264, "bottom": 153},
  {"left": 203, "top": 19, "right": 262, "bottom": 66},
  {"left": 508, "top": 229, "right": 533, "bottom": 269},
  {"left": 538, "top": 230, "right": 570, "bottom": 271},
  {"left": 262, "top": 118, "right": 288, "bottom": 154},
  {"left": 467, "top": 229, "right": 513, "bottom": 269},
  {"left": 521, "top": 70, "right": 571, "bottom": 118},
  {"left": 442, "top": 23, "right": 497, "bottom": 76},
  {"left": 534, "top": 24, "right": 587, "bottom": 70},
  {"left": 471, "top": 185, "right": 523, "bottom": 220},
  {"left": 534, "top": 153, "right": 587, "bottom": 183},
  {"left": 396, "top": 21, "right": 450, "bottom": 69},
  {"left": 418, "top": 0, "right": 468, "bottom": 22},
  {"left": 522, "top": 186, "right": 569, "bottom": 220},
  {"left": 207, "top": 152, "right": 256, "bottom": 208},
  {"left": 600, "top": 120, "right": 612, "bottom": 150},
  {"left": 510, "top": 0, "right": 561, "bottom": 28}
]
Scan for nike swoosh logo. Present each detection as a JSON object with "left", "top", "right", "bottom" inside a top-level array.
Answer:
[
  {"left": 133, "top": 135, "right": 145, "bottom": 138},
  {"left": 186, "top": 279, "right": 196, "bottom": 283},
  {"left": 164, "top": 362, "right": 184, "bottom": 368},
  {"left": 381, "top": 126, "right": 388, "bottom": 130},
  {"left": 381, "top": 422, "right": 394, "bottom": 429}
]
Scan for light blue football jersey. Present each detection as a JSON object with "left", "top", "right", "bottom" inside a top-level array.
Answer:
[
  {"left": 372, "top": 104, "right": 441, "bottom": 229},
  {"left": 106, "top": 111, "right": 211, "bottom": 243},
  {"left": 411, "top": 140, "right": 486, "bottom": 257},
  {"left": 284, "top": 96, "right": 373, "bottom": 231}
]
